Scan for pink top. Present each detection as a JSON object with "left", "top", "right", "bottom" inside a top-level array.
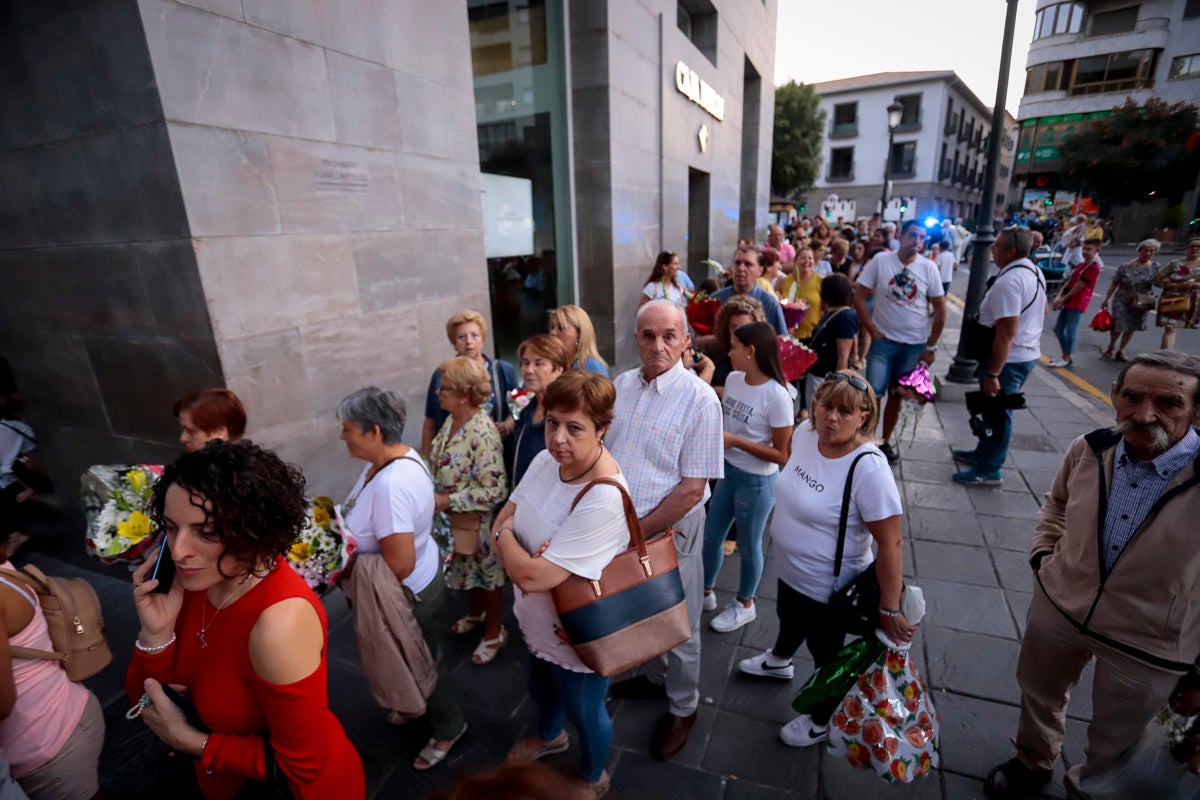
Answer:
[{"left": 0, "top": 563, "right": 89, "bottom": 777}]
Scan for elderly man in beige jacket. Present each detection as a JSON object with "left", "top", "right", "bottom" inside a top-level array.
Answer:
[{"left": 984, "top": 349, "right": 1200, "bottom": 799}]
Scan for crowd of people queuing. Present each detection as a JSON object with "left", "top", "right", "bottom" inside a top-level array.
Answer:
[{"left": 0, "top": 205, "right": 1198, "bottom": 800}]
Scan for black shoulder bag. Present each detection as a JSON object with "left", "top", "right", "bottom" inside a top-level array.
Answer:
[
  {"left": 961, "top": 264, "right": 1045, "bottom": 364},
  {"left": 828, "top": 451, "right": 887, "bottom": 637}
]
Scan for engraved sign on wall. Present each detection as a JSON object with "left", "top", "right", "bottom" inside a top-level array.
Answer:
[
  {"left": 675, "top": 61, "right": 725, "bottom": 121},
  {"left": 314, "top": 159, "right": 369, "bottom": 192}
]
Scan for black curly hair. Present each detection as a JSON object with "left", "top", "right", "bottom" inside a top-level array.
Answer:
[{"left": 149, "top": 440, "right": 308, "bottom": 576}]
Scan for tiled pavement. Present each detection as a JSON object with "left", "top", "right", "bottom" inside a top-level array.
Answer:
[{"left": 12, "top": 287, "right": 1120, "bottom": 799}]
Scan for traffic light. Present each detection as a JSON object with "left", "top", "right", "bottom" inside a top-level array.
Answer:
[
  {"left": 1043, "top": 191, "right": 1054, "bottom": 206},
  {"left": 900, "top": 200, "right": 908, "bottom": 212},
  {"left": 799, "top": 204, "right": 808, "bottom": 212}
]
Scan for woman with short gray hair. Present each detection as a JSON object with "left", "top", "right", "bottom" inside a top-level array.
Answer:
[
  {"left": 1100, "top": 239, "right": 1160, "bottom": 362},
  {"left": 336, "top": 386, "right": 467, "bottom": 770}
]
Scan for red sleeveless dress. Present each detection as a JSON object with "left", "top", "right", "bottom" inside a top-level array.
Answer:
[{"left": 126, "top": 557, "right": 364, "bottom": 799}]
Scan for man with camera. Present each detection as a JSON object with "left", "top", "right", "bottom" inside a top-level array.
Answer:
[{"left": 953, "top": 226, "right": 1045, "bottom": 486}]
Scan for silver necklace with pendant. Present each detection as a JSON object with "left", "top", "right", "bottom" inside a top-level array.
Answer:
[{"left": 196, "top": 569, "right": 261, "bottom": 648}]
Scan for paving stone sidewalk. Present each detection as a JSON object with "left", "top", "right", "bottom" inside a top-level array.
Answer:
[{"left": 12, "top": 292, "right": 1119, "bottom": 800}]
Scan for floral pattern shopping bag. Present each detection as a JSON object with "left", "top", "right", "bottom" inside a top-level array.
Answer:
[{"left": 827, "top": 645, "right": 940, "bottom": 783}]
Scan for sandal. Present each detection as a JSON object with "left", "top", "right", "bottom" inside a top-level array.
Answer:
[
  {"left": 1101, "top": 348, "right": 1113, "bottom": 359},
  {"left": 413, "top": 723, "right": 468, "bottom": 771},
  {"left": 1115, "top": 352, "right": 1129, "bottom": 362},
  {"left": 450, "top": 612, "right": 486, "bottom": 634},
  {"left": 506, "top": 732, "right": 569, "bottom": 762},
  {"left": 471, "top": 626, "right": 508, "bottom": 665}
]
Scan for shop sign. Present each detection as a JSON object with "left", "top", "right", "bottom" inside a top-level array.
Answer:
[{"left": 675, "top": 61, "right": 725, "bottom": 121}]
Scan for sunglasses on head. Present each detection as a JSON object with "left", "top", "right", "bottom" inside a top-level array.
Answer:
[{"left": 826, "top": 371, "right": 870, "bottom": 392}]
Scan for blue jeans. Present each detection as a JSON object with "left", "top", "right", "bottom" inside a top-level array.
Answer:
[
  {"left": 967, "top": 359, "right": 1037, "bottom": 472},
  {"left": 864, "top": 339, "right": 926, "bottom": 397},
  {"left": 1053, "top": 309, "right": 1083, "bottom": 357},
  {"left": 527, "top": 655, "right": 611, "bottom": 782},
  {"left": 702, "top": 461, "right": 778, "bottom": 599}
]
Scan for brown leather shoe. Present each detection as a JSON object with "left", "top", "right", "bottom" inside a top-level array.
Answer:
[
  {"left": 653, "top": 712, "right": 696, "bottom": 760},
  {"left": 983, "top": 757, "right": 1052, "bottom": 799}
]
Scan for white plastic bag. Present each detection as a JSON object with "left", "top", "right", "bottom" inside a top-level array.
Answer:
[{"left": 1077, "top": 709, "right": 1200, "bottom": 800}]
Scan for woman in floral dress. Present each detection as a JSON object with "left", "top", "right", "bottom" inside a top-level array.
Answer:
[
  {"left": 429, "top": 356, "right": 510, "bottom": 665},
  {"left": 1099, "top": 239, "right": 1160, "bottom": 362},
  {"left": 1155, "top": 236, "right": 1200, "bottom": 350}
]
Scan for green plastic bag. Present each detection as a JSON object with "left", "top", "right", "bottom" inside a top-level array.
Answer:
[{"left": 792, "top": 636, "right": 886, "bottom": 715}]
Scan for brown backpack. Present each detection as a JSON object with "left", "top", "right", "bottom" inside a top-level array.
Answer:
[{"left": 1, "top": 564, "right": 112, "bottom": 681}]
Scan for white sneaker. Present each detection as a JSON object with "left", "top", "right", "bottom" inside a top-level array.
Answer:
[
  {"left": 779, "top": 714, "right": 828, "bottom": 747},
  {"left": 702, "top": 591, "right": 717, "bottom": 611},
  {"left": 1047, "top": 359, "right": 1072, "bottom": 368},
  {"left": 710, "top": 601, "right": 756, "bottom": 633},
  {"left": 737, "top": 650, "right": 794, "bottom": 680}
]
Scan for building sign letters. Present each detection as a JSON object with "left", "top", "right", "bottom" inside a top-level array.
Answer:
[{"left": 675, "top": 61, "right": 725, "bottom": 121}]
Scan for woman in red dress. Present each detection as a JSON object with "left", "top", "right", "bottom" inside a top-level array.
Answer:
[{"left": 125, "top": 441, "right": 364, "bottom": 799}]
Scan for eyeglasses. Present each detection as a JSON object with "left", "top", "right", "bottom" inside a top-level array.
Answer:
[{"left": 826, "top": 371, "right": 870, "bottom": 392}]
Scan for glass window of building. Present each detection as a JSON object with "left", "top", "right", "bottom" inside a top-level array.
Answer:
[
  {"left": 828, "top": 147, "right": 854, "bottom": 180},
  {"left": 1033, "top": 2, "right": 1085, "bottom": 40},
  {"left": 1068, "top": 49, "right": 1158, "bottom": 95},
  {"left": 469, "top": 0, "right": 573, "bottom": 359},
  {"left": 896, "top": 94, "right": 922, "bottom": 129},
  {"left": 1090, "top": 6, "right": 1139, "bottom": 36},
  {"left": 677, "top": 0, "right": 718, "bottom": 66},
  {"left": 832, "top": 102, "right": 857, "bottom": 137},
  {"left": 1169, "top": 54, "right": 1200, "bottom": 79},
  {"left": 888, "top": 142, "right": 917, "bottom": 178}
]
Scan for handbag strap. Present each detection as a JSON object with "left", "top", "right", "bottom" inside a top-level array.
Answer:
[
  {"left": 809, "top": 308, "right": 846, "bottom": 344},
  {"left": 831, "top": 452, "right": 877, "bottom": 582},
  {"left": 569, "top": 477, "right": 646, "bottom": 555},
  {"left": 0, "top": 421, "right": 35, "bottom": 447}
]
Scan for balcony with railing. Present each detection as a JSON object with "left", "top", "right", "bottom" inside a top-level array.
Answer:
[
  {"left": 939, "top": 159, "right": 953, "bottom": 182},
  {"left": 825, "top": 167, "right": 855, "bottom": 183},
  {"left": 944, "top": 113, "right": 959, "bottom": 136},
  {"left": 888, "top": 157, "right": 916, "bottom": 180},
  {"left": 894, "top": 109, "right": 922, "bottom": 133},
  {"left": 829, "top": 120, "right": 858, "bottom": 139}
]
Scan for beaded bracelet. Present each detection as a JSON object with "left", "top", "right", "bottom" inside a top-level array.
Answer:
[
  {"left": 134, "top": 633, "right": 176, "bottom": 654},
  {"left": 879, "top": 608, "right": 903, "bottom": 618}
]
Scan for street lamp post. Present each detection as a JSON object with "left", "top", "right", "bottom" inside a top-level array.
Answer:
[
  {"left": 946, "top": 0, "right": 1021, "bottom": 384},
  {"left": 879, "top": 101, "right": 904, "bottom": 220}
]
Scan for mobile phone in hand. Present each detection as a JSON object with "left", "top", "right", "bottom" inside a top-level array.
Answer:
[{"left": 150, "top": 538, "right": 176, "bottom": 594}]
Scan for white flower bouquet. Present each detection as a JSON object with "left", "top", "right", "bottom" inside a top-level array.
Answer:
[
  {"left": 82, "top": 464, "right": 164, "bottom": 567},
  {"left": 286, "top": 496, "right": 356, "bottom": 595}
]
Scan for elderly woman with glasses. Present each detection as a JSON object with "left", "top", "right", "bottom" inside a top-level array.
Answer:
[
  {"left": 736, "top": 371, "right": 914, "bottom": 749},
  {"left": 1099, "top": 239, "right": 1161, "bottom": 362}
]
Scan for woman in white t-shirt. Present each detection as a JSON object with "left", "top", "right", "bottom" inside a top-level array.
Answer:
[
  {"left": 639, "top": 251, "right": 687, "bottom": 308},
  {"left": 491, "top": 370, "right": 627, "bottom": 797},
  {"left": 701, "top": 322, "right": 794, "bottom": 634},
  {"left": 336, "top": 387, "right": 466, "bottom": 770},
  {"left": 735, "top": 372, "right": 915, "bottom": 749}
]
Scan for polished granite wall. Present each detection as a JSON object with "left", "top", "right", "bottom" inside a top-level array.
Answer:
[
  {"left": 571, "top": 0, "right": 778, "bottom": 365},
  {"left": 135, "top": 0, "right": 489, "bottom": 498},
  {"left": 0, "top": 0, "right": 221, "bottom": 496},
  {"left": 0, "top": 0, "right": 490, "bottom": 499}
]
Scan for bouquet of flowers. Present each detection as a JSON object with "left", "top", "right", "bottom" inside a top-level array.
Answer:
[
  {"left": 894, "top": 363, "right": 937, "bottom": 446},
  {"left": 778, "top": 336, "right": 818, "bottom": 382},
  {"left": 700, "top": 258, "right": 729, "bottom": 280},
  {"left": 286, "top": 496, "right": 356, "bottom": 595},
  {"left": 686, "top": 295, "right": 721, "bottom": 335},
  {"left": 508, "top": 388, "right": 533, "bottom": 420},
  {"left": 82, "top": 464, "right": 164, "bottom": 567}
]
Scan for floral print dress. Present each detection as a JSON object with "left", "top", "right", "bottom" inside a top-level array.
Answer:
[
  {"left": 1154, "top": 259, "right": 1199, "bottom": 330},
  {"left": 429, "top": 410, "right": 509, "bottom": 591},
  {"left": 1110, "top": 260, "right": 1158, "bottom": 333}
]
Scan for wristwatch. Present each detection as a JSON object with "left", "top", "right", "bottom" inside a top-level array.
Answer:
[{"left": 986, "top": 373, "right": 1001, "bottom": 380}]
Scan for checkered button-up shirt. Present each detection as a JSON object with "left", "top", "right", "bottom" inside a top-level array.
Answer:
[
  {"left": 1101, "top": 428, "right": 1200, "bottom": 574},
  {"left": 607, "top": 361, "right": 724, "bottom": 518}
]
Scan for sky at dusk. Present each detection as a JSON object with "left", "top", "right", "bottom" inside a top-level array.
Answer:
[{"left": 774, "top": 0, "right": 1039, "bottom": 115}]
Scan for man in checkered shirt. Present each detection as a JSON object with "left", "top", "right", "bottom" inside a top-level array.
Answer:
[
  {"left": 984, "top": 350, "right": 1200, "bottom": 800},
  {"left": 606, "top": 300, "right": 724, "bottom": 761}
]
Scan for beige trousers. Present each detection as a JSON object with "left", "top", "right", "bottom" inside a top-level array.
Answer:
[{"left": 1015, "top": 585, "right": 1184, "bottom": 780}]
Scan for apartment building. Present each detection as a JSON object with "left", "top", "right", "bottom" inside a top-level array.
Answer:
[
  {"left": 812, "top": 71, "right": 1016, "bottom": 223},
  {"left": 1014, "top": 0, "right": 1200, "bottom": 207}
]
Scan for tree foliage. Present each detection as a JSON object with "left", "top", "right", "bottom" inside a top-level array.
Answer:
[
  {"left": 1058, "top": 97, "right": 1200, "bottom": 205},
  {"left": 771, "top": 80, "right": 826, "bottom": 199}
]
